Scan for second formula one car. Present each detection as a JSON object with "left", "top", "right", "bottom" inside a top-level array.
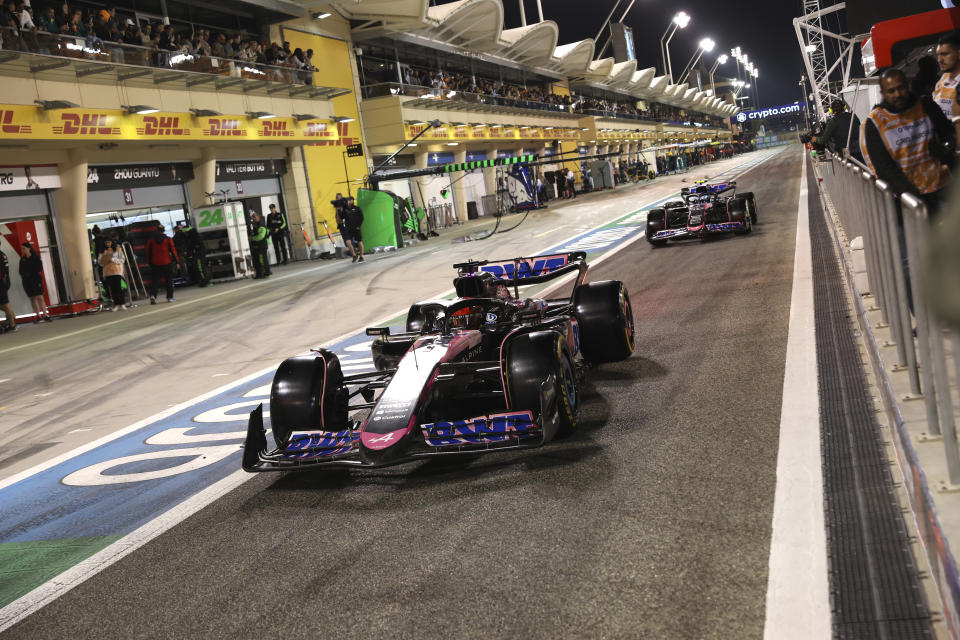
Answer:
[
  {"left": 242, "top": 251, "right": 634, "bottom": 472},
  {"left": 645, "top": 180, "right": 758, "bottom": 246}
]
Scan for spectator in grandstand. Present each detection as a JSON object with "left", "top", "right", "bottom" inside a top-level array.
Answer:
[
  {"left": 60, "top": 9, "right": 81, "bottom": 36},
  {"left": 36, "top": 5, "right": 57, "bottom": 33},
  {"left": 121, "top": 19, "right": 140, "bottom": 46},
  {"left": 138, "top": 21, "right": 152, "bottom": 46},
  {"left": 211, "top": 32, "right": 226, "bottom": 58},
  {"left": 16, "top": 1, "right": 34, "bottom": 31},
  {"left": 860, "top": 68, "right": 955, "bottom": 217},
  {"left": 1, "top": 0, "right": 21, "bottom": 48},
  {"left": 55, "top": 2, "right": 69, "bottom": 28}
]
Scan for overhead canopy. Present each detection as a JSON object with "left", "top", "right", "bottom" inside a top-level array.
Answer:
[{"left": 334, "top": 0, "right": 725, "bottom": 118}]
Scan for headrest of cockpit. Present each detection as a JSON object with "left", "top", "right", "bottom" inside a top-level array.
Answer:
[{"left": 454, "top": 272, "right": 497, "bottom": 298}]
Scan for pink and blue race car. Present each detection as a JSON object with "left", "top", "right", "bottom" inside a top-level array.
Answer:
[
  {"left": 645, "top": 180, "right": 758, "bottom": 245},
  {"left": 242, "top": 251, "right": 634, "bottom": 472}
]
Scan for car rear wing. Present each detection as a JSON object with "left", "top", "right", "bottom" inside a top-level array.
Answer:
[
  {"left": 680, "top": 181, "right": 735, "bottom": 197},
  {"left": 453, "top": 251, "right": 587, "bottom": 289}
]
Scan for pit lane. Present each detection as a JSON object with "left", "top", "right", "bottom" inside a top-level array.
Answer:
[{"left": 0, "top": 146, "right": 801, "bottom": 639}]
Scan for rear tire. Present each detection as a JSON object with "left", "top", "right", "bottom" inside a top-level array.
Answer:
[
  {"left": 269, "top": 350, "right": 349, "bottom": 446},
  {"left": 573, "top": 281, "right": 635, "bottom": 363},
  {"left": 503, "top": 331, "right": 579, "bottom": 437},
  {"left": 738, "top": 191, "right": 758, "bottom": 223},
  {"left": 646, "top": 208, "right": 668, "bottom": 246}
]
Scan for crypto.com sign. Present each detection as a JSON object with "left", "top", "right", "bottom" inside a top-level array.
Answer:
[{"left": 732, "top": 102, "right": 806, "bottom": 124}]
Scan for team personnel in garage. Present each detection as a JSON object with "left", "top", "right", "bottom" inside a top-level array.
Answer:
[
  {"left": 248, "top": 211, "right": 271, "bottom": 279},
  {"left": 145, "top": 225, "right": 179, "bottom": 304},
  {"left": 266, "top": 203, "right": 289, "bottom": 265},
  {"left": 860, "top": 68, "right": 955, "bottom": 216},
  {"left": 342, "top": 196, "right": 364, "bottom": 263},
  {"left": 0, "top": 249, "right": 15, "bottom": 333},
  {"left": 934, "top": 32, "right": 960, "bottom": 140}
]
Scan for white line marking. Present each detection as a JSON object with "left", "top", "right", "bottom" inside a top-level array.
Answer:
[
  {"left": 67, "top": 429, "right": 92, "bottom": 434},
  {"left": 0, "top": 148, "right": 788, "bottom": 630},
  {"left": 0, "top": 378, "right": 10, "bottom": 383},
  {"left": 0, "top": 469, "right": 252, "bottom": 632},
  {"left": 763, "top": 155, "right": 830, "bottom": 639},
  {"left": 212, "top": 373, "right": 230, "bottom": 377}
]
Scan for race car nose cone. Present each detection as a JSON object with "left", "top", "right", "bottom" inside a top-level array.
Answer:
[{"left": 361, "top": 429, "right": 407, "bottom": 450}]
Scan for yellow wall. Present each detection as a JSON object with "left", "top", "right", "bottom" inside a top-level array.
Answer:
[{"left": 282, "top": 29, "right": 366, "bottom": 238}]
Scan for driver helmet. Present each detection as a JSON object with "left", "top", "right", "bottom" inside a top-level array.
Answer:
[{"left": 448, "top": 305, "right": 483, "bottom": 331}]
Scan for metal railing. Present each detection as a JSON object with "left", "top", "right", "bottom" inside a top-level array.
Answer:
[
  {"left": 818, "top": 152, "right": 960, "bottom": 484},
  {"left": 0, "top": 27, "right": 314, "bottom": 85}
]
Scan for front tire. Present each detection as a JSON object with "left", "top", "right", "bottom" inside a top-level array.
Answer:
[
  {"left": 503, "top": 331, "right": 579, "bottom": 437},
  {"left": 269, "top": 350, "right": 349, "bottom": 446},
  {"left": 573, "top": 281, "right": 635, "bottom": 363}
]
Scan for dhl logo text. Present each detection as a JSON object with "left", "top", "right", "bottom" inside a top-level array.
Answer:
[
  {"left": 258, "top": 120, "right": 294, "bottom": 137},
  {"left": 54, "top": 113, "right": 119, "bottom": 136},
  {"left": 1, "top": 110, "right": 31, "bottom": 134},
  {"left": 137, "top": 116, "right": 190, "bottom": 136},
  {"left": 202, "top": 119, "right": 245, "bottom": 137}
]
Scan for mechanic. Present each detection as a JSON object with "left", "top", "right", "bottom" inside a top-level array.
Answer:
[
  {"left": 248, "top": 211, "right": 271, "bottom": 279},
  {"left": 266, "top": 203, "right": 290, "bottom": 266},
  {"left": 144, "top": 224, "right": 179, "bottom": 304},
  {"left": 860, "top": 68, "right": 955, "bottom": 217},
  {"left": 179, "top": 222, "right": 209, "bottom": 287},
  {"left": 816, "top": 99, "right": 863, "bottom": 163},
  {"left": 934, "top": 32, "right": 960, "bottom": 142},
  {"left": 0, "top": 248, "right": 15, "bottom": 333},
  {"left": 342, "top": 196, "right": 365, "bottom": 263}
]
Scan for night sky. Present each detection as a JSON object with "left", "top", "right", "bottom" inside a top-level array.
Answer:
[{"left": 501, "top": 0, "right": 810, "bottom": 108}]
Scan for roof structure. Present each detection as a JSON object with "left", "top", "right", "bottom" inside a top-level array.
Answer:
[{"left": 330, "top": 0, "right": 737, "bottom": 117}]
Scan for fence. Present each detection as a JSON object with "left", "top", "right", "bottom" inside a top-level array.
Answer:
[{"left": 816, "top": 151, "right": 960, "bottom": 636}]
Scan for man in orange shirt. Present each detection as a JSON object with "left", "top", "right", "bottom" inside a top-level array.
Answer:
[{"left": 860, "top": 68, "right": 955, "bottom": 217}]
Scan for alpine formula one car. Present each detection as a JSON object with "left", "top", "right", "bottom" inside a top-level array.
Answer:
[
  {"left": 242, "top": 251, "right": 635, "bottom": 472},
  {"left": 645, "top": 180, "right": 758, "bottom": 246}
]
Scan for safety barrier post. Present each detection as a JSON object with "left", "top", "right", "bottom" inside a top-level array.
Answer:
[
  {"left": 902, "top": 194, "right": 959, "bottom": 484},
  {"left": 858, "top": 170, "right": 890, "bottom": 322},
  {"left": 875, "top": 181, "right": 918, "bottom": 391}
]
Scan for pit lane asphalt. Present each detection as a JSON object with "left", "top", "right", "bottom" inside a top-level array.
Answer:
[{"left": 1, "top": 146, "right": 801, "bottom": 639}]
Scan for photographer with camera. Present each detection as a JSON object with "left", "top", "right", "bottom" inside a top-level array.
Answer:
[{"left": 331, "top": 192, "right": 348, "bottom": 231}]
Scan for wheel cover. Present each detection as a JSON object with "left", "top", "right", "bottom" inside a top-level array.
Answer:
[
  {"left": 622, "top": 292, "right": 635, "bottom": 350},
  {"left": 559, "top": 353, "right": 577, "bottom": 409}
]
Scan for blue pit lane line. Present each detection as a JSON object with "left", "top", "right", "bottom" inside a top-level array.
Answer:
[{"left": 0, "top": 148, "right": 782, "bottom": 547}]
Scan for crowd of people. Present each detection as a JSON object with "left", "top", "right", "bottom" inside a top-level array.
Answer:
[
  {"left": 814, "top": 32, "right": 959, "bottom": 218},
  {"left": 0, "top": 2, "right": 317, "bottom": 83},
  {"left": 363, "top": 59, "right": 711, "bottom": 124}
]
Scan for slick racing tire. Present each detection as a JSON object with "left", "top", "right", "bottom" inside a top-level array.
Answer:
[
  {"left": 573, "top": 280, "right": 635, "bottom": 363},
  {"left": 738, "top": 191, "right": 758, "bottom": 223},
  {"left": 729, "top": 197, "right": 752, "bottom": 235},
  {"left": 645, "top": 208, "right": 667, "bottom": 246},
  {"left": 503, "top": 331, "right": 579, "bottom": 437},
  {"left": 269, "top": 350, "right": 349, "bottom": 446}
]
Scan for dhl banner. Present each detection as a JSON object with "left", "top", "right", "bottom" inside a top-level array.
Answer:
[
  {"left": 0, "top": 104, "right": 338, "bottom": 143},
  {"left": 403, "top": 123, "right": 582, "bottom": 142}
]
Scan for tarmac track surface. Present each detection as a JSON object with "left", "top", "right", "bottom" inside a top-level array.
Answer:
[{"left": 3, "top": 147, "right": 802, "bottom": 639}]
